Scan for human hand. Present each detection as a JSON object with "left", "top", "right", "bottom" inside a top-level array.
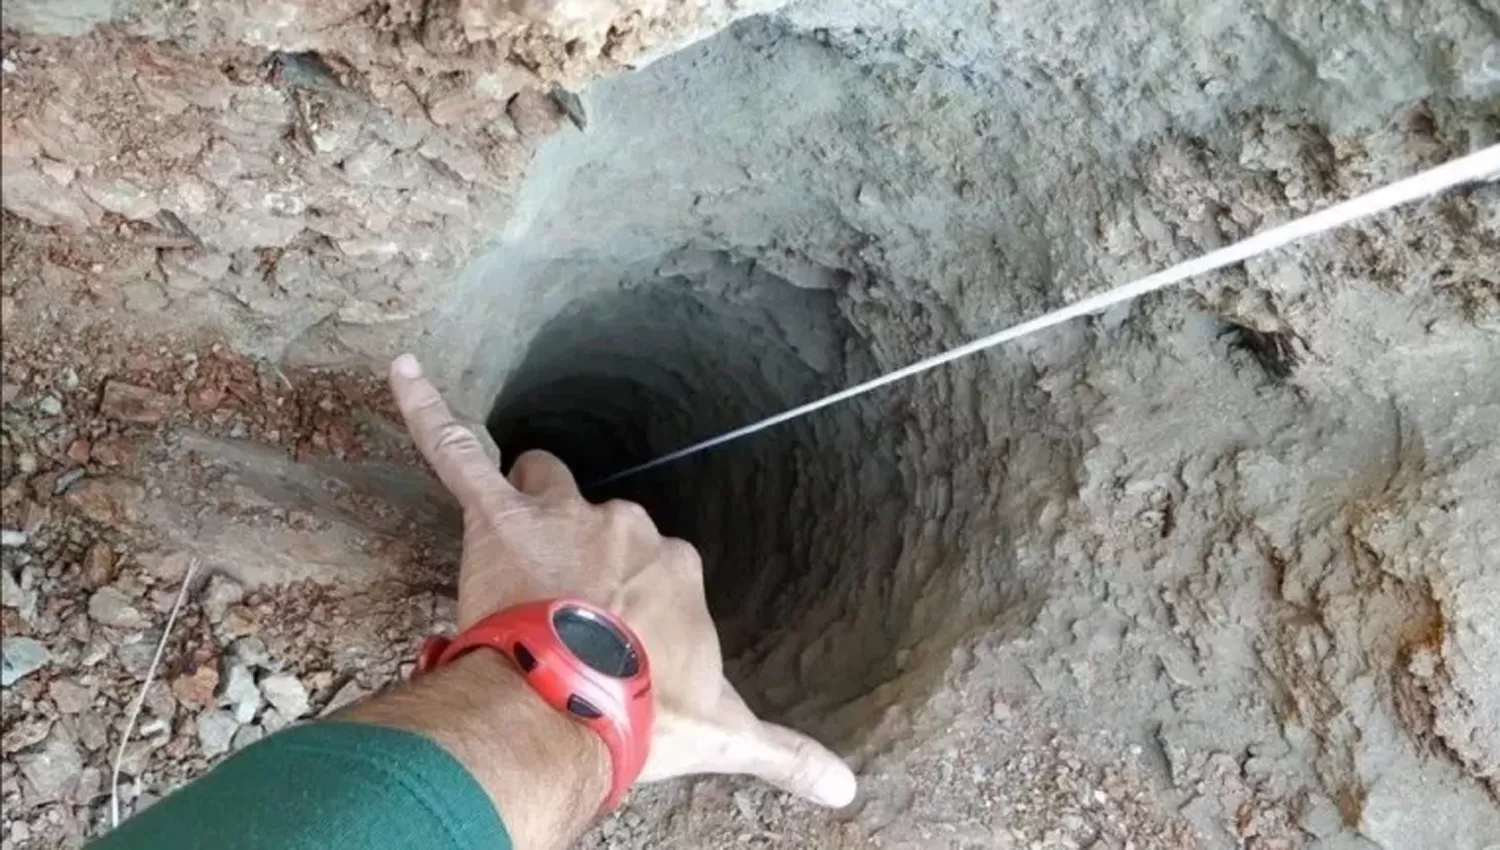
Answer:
[{"left": 388, "top": 354, "right": 857, "bottom": 808}]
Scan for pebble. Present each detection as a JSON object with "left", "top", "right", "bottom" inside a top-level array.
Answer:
[
  {"left": 231, "top": 724, "right": 265, "bottom": 751},
  {"left": 260, "top": 673, "right": 310, "bottom": 719},
  {"left": 83, "top": 542, "right": 117, "bottom": 589},
  {"left": 37, "top": 396, "right": 62, "bottom": 416},
  {"left": 0, "top": 567, "right": 23, "bottom": 608},
  {"left": 221, "top": 661, "right": 262, "bottom": 724},
  {"left": 172, "top": 664, "right": 220, "bottom": 710},
  {"left": 195, "top": 709, "right": 240, "bottom": 757},
  {"left": 17, "top": 728, "right": 82, "bottom": 803},
  {"left": 53, "top": 467, "right": 86, "bottom": 494},
  {"left": 2, "top": 636, "right": 51, "bottom": 686},
  {"left": 48, "top": 679, "right": 94, "bottom": 714},
  {"left": 201, "top": 573, "right": 245, "bottom": 623},
  {"left": 16, "top": 452, "right": 37, "bottom": 475},
  {"left": 99, "top": 380, "right": 175, "bottom": 425},
  {"left": 88, "top": 585, "right": 149, "bottom": 629},
  {"left": 318, "top": 679, "right": 370, "bottom": 717},
  {"left": 0, "top": 529, "right": 27, "bottom": 548},
  {"left": 117, "top": 639, "right": 159, "bottom": 679},
  {"left": 229, "top": 636, "right": 272, "bottom": 669}
]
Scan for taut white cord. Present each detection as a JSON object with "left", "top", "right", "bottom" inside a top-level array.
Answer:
[
  {"left": 111, "top": 557, "right": 201, "bottom": 828},
  {"left": 595, "top": 144, "right": 1500, "bottom": 486}
]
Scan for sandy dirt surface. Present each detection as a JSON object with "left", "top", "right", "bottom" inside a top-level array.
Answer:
[{"left": 3, "top": 1, "right": 1500, "bottom": 849}]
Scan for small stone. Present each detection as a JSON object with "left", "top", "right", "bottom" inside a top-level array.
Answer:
[
  {"left": 229, "top": 636, "right": 272, "bottom": 669},
  {"left": 117, "top": 639, "right": 159, "bottom": 679},
  {"left": 82, "top": 542, "right": 116, "bottom": 589},
  {"left": 1, "top": 529, "right": 27, "bottom": 548},
  {"left": 201, "top": 574, "right": 244, "bottom": 623},
  {"left": 75, "top": 713, "right": 109, "bottom": 752},
  {"left": 259, "top": 708, "right": 289, "bottom": 734},
  {"left": 172, "top": 664, "right": 219, "bottom": 709},
  {"left": 220, "top": 661, "right": 262, "bottom": 724},
  {"left": 91, "top": 436, "right": 137, "bottom": 467},
  {"left": 2, "top": 716, "right": 52, "bottom": 751},
  {"left": 37, "top": 395, "right": 62, "bottom": 416},
  {"left": 18, "top": 728, "right": 82, "bottom": 803},
  {"left": 260, "top": 673, "right": 310, "bottom": 719},
  {"left": 219, "top": 604, "right": 259, "bottom": 638},
  {"left": 48, "top": 679, "right": 94, "bottom": 714},
  {"left": 195, "top": 709, "right": 239, "bottom": 757},
  {"left": 65, "top": 477, "right": 144, "bottom": 527},
  {"left": 141, "top": 550, "right": 192, "bottom": 584},
  {"left": 76, "top": 766, "right": 105, "bottom": 802},
  {"left": 1, "top": 566, "right": 23, "bottom": 608},
  {"left": 16, "top": 452, "right": 38, "bottom": 475},
  {"left": 2, "top": 636, "right": 50, "bottom": 685},
  {"left": 53, "top": 467, "right": 87, "bottom": 494},
  {"left": 231, "top": 724, "right": 265, "bottom": 751},
  {"left": 88, "top": 585, "right": 148, "bottom": 629},
  {"left": 99, "top": 381, "right": 174, "bottom": 424},
  {"left": 318, "top": 679, "right": 370, "bottom": 717},
  {"left": 66, "top": 439, "right": 92, "bottom": 465},
  {"left": 144, "top": 680, "right": 177, "bottom": 719}
]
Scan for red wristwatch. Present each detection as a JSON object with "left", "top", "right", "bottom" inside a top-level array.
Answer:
[{"left": 414, "top": 599, "right": 654, "bottom": 811}]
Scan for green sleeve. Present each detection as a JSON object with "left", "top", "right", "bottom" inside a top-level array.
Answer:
[{"left": 90, "top": 722, "right": 511, "bottom": 850}]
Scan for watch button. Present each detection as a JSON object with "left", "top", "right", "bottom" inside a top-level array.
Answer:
[
  {"left": 513, "top": 643, "right": 538, "bottom": 673},
  {"left": 566, "top": 695, "right": 602, "bottom": 719}
]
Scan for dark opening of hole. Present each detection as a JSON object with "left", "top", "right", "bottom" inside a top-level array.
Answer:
[{"left": 486, "top": 261, "right": 903, "bottom": 720}]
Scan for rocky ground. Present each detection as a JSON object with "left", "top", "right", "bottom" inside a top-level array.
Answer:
[{"left": 0, "top": 321, "right": 1203, "bottom": 849}]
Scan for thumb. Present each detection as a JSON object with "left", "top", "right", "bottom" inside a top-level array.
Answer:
[{"left": 736, "top": 721, "right": 858, "bottom": 808}]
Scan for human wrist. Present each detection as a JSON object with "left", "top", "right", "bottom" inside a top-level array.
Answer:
[{"left": 342, "top": 648, "right": 609, "bottom": 850}]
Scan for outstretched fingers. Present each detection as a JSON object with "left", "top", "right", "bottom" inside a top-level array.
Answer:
[{"left": 389, "top": 354, "right": 517, "bottom": 514}]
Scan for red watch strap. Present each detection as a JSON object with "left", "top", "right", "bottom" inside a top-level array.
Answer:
[{"left": 415, "top": 600, "right": 653, "bottom": 811}]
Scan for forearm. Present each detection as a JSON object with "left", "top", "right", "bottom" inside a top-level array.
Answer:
[{"left": 343, "top": 650, "right": 609, "bottom": 850}]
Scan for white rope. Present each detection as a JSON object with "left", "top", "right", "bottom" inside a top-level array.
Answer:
[
  {"left": 111, "top": 557, "right": 201, "bottom": 828},
  {"left": 594, "top": 144, "right": 1500, "bottom": 486}
]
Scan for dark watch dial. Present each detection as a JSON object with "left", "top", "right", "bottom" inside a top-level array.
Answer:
[{"left": 553, "top": 605, "right": 640, "bottom": 678}]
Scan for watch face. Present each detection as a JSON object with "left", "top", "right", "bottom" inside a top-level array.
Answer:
[{"left": 553, "top": 605, "right": 641, "bottom": 678}]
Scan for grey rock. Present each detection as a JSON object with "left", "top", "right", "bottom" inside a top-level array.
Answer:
[
  {"left": 195, "top": 708, "right": 239, "bottom": 757},
  {"left": 2, "top": 636, "right": 50, "bottom": 686},
  {"left": 37, "top": 395, "right": 62, "bottom": 416},
  {"left": 53, "top": 467, "right": 86, "bottom": 494},
  {"left": 259, "top": 673, "right": 310, "bottom": 719},
  {"left": 259, "top": 708, "right": 290, "bottom": 734},
  {"left": 47, "top": 679, "right": 93, "bottom": 714},
  {"left": 201, "top": 574, "right": 245, "bottom": 623},
  {"left": 220, "top": 661, "right": 262, "bottom": 724},
  {"left": 75, "top": 713, "right": 109, "bottom": 751},
  {"left": 88, "top": 585, "right": 148, "bottom": 629},
  {"left": 77, "top": 766, "right": 105, "bottom": 802},
  {"left": 116, "top": 637, "right": 159, "bottom": 678},
  {"left": 317, "top": 680, "right": 370, "bottom": 717},
  {"left": 18, "top": 728, "right": 82, "bottom": 803},
  {"left": 1, "top": 566, "right": 24, "bottom": 608},
  {"left": 1, "top": 529, "right": 27, "bottom": 548},
  {"left": 229, "top": 636, "right": 272, "bottom": 669},
  {"left": 231, "top": 724, "right": 265, "bottom": 751}
]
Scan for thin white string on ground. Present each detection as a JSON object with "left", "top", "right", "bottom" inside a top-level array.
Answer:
[
  {"left": 595, "top": 143, "right": 1500, "bottom": 486},
  {"left": 110, "top": 557, "right": 201, "bottom": 829}
]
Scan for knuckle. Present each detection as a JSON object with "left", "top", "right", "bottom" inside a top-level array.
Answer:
[
  {"left": 663, "top": 538, "right": 704, "bottom": 575},
  {"left": 603, "top": 499, "right": 651, "bottom": 526},
  {"left": 429, "top": 422, "right": 478, "bottom": 456}
]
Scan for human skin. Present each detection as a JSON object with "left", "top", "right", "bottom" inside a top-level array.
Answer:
[{"left": 343, "top": 354, "right": 857, "bottom": 850}]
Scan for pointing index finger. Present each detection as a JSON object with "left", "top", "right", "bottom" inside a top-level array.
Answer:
[{"left": 389, "top": 354, "right": 517, "bottom": 513}]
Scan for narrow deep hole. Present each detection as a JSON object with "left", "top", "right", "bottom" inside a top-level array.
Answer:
[{"left": 486, "top": 266, "right": 903, "bottom": 718}]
